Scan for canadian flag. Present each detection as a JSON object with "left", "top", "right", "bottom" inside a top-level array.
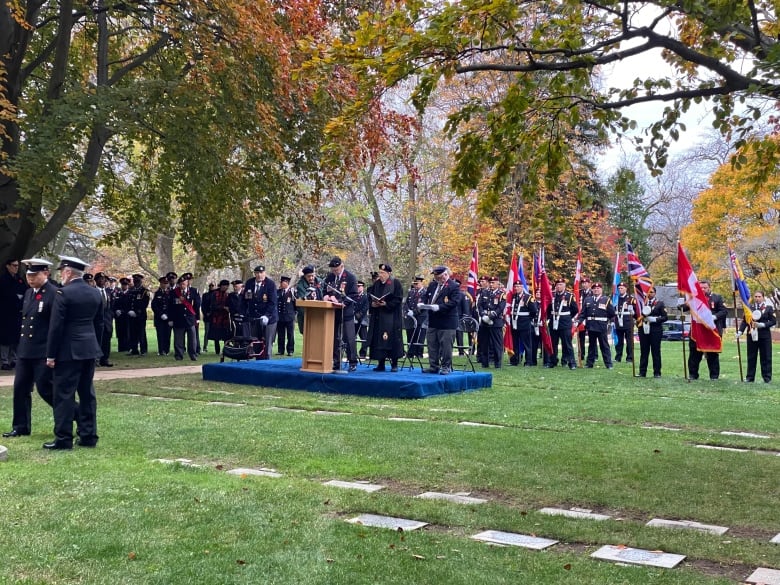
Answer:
[{"left": 677, "top": 242, "right": 722, "bottom": 352}]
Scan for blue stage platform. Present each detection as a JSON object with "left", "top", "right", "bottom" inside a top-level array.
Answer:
[{"left": 202, "top": 358, "right": 492, "bottom": 399}]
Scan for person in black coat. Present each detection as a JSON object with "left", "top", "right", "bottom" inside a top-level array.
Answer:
[
  {"left": 404, "top": 276, "right": 428, "bottom": 357},
  {"left": 506, "top": 281, "right": 538, "bottom": 367},
  {"left": 112, "top": 277, "right": 132, "bottom": 352},
  {"left": 323, "top": 256, "right": 360, "bottom": 371},
  {"left": 581, "top": 282, "right": 615, "bottom": 369},
  {"left": 44, "top": 256, "right": 103, "bottom": 450},
  {"left": 171, "top": 275, "right": 201, "bottom": 361},
  {"left": 687, "top": 280, "right": 728, "bottom": 380},
  {"left": 354, "top": 280, "right": 370, "bottom": 358},
  {"left": 0, "top": 258, "right": 27, "bottom": 369},
  {"left": 421, "top": 266, "right": 463, "bottom": 375},
  {"left": 3, "top": 259, "right": 59, "bottom": 437},
  {"left": 151, "top": 277, "right": 174, "bottom": 356},
  {"left": 738, "top": 290, "right": 776, "bottom": 383},
  {"left": 206, "top": 280, "right": 232, "bottom": 354},
  {"left": 94, "top": 272, "right": 114, "bottom": 367},
  {"left": 242, "top": 265, "right": 278, "bottom": 359},
  {"left": 126, "top": 274, "right": 150, "bottom": 355},
  {"left": 638, "top": 287, "right": 667, "bottom": 378},
  {"left": 366, "top": 263, "right": 404, "bottom": 372}
]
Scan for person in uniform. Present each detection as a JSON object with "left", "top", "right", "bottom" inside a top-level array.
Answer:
[
  {"left": 206, "top": 280, "right": 232, "bottom": 355},
  {"left": 243, "top": 265, "right": 278, "bottom": 359},
  {"left": 476, "top": 276, "right": 506, "bottom": 368},
  {"left": 171, "top": 274, "right": 201, "bottom": 361},
  {"left": 455, "top": 279, "right": 472, "bottom": 356},
  {"left": 151, "top": 276, "right": 173, "bottom": 356},
  {"left": 323, "top": 256, "right": 359, "bottom": 371},
  {"left": 638, "top": 286, "right": 667, "bottom": 378},
  {"left": 354, "top": 280, "right": 370, "bottom": 358},
  {"left": 582, "top": 282, "right": 615, "bottom": 369},
  {"left": 228, "top": 279, "right": 246, "bottom": 335},
  {"left": 366, "top": 263, "right": 404, "bottom": 371},
  {"left": 613, "top": 282, "right": 638, "bottom": 363},
  {"left": 94, "top": 272, "right": 114, "bottom": 367},
  {"left": 3, "top": 259, "right": 59, "bottom": 437},
  {"left": 577, "top": 277, "right": 594, "bottom": 363},
  {"left": 404, "top": 276, "right": 427, "bottom": 358},
  {"left": 44, "top": 256, "right": 103, "bottom": 450},
  {"left": 687, "top": 280, "right": 728, "bottom": 380},
  {"left": 295, "top": 265, "right": 323, "bottom": 334},
  {"left": 112, "top": 277, "right": 131, "bottom": 353},
  {"left": 548, "top": 278, "right": 578, "bottom": 369},
  {"left": 125, "top": 273, "right": 150, "bottom": 355},
  {"left": 474, "top": 276, "right": 491, "bottom": 365},
  {"left": 421, "top": 266, "right": 462, "bottom": 375},
  {"left": 0, "top": 258, "right": 27, "bottom": 369},
  {"left": 506, "top": 281, "right": 537, "bottom": 366},
  {"left": 200, "top": 283, "right": 215, "bottom": 353},
  {"left": 275, "top": 276, "right": 297, "bottom": 356},
  {"left": 531, "top": 289, "right": 544, "bottom": 367},
  {"left": 737, "top": 290, "right": 776, "bottom": 383}
]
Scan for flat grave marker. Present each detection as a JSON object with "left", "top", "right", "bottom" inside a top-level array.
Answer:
[
  {"left": 227, "top": 467, "right": 282, "bottom": 478},
  {"left": 347, "top": 514, "right": 427, "bottom": 531},
  {"left": 416, "top": 492, "right": 487, "bottom": 505},
  {"left": 539, "top": 507, "right": 611, "bottom": 521},
  {"left": 388, "top": 417, "right": 427, "bottom": 422},
  {"left": 591, "top": 545, "right": 685, "bottom": 569},
  {"left": 695, "top": 444, "right": 749, "bottom": 453},
  {"left": 0, "top": 445, "right": 7, "bottom": 461},
  {"left": 207, "top": 401, "right": 244, "bottom": 407},
  {"left": 323, "top": 480, "right": 384, "bottom": 492},
  {"left": 472, "top": 530, "right": 558, "bottom": 550},
  {"left": 646, "top": 518, "right": 728, "bottom": 535},
  {"left": 746, "top": 567, "right": 780, "bottom": 585},
  {"left": 458, "top": 421, "right": 505, "bottom": 429},
  {"left": 720, "top": 431, "right": 770, "bottom": 439},
  {"left": 771, "top": 533, "right": 780, "bottom": 544}
]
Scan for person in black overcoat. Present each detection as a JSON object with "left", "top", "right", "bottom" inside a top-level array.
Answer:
[
  {"left": 94, "top": 272, "right": 114, "bottom": 366},
  {"left": 44, "top": 256, "right": 103, "bottom": 450},
  {"left": 366, "top": 263, "right": 404, "bottom": 372},
  {"left": 0, "top": 258, "right": 27, "bottom": 369},
  {"left": 738, "top": 290, "right": 776, "bottom": 383}
]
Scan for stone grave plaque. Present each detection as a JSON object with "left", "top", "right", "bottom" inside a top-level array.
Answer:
[
  {"left": 207, "top": 401, "right": 244, "bottom": 407},
  {"left": 591, "top": 545, "right": 685, "bottom": 568},
  {"left": 642, "top": 425, "right": 682, "bottom": 431},
  {"left": 0, "top": 445, "right": 7, "bottom": 461},
  {"left": 227, "top": 467, "right": 282, "bottom": 478},
  {"left": 314, "top": 410, "right": 351, "bottom": 415},
  {"left": 416, "top": 492, "right": 487, "bottom": 505},
  {"left": 388, "top": 417, "right": 427, "bottom": 422},
  {"left": 746, "top": 567, "right": 780, "bottom": 585},
  {"left": 471, "top": 530, "right": 558, "bottom": 550},
  {"left": 695, "top": 444, "right": 749, "bottom": 453},
  {"left": 458, "top": 421, "right": 505, "bottom": 429},
  {"left": 347, "top": 514, "right": 427, "bottom": 531},
  {"left": 148, "top": 396, "right": 183, "bottom": 401},
  {"left": 770, "top": 533, "right": 780, "bottom": 544},
  {"left": 539, "top": 507, "right": 610, "bottom": 521},
  {"left": 646, "top": 518, "right": 728, "bottom": 535},
  {"left": 266, "top": 406, "right": 306, "bottom": 413},
  {"left": 720, "top": 431, "right": 769, "bottom": 439},
  {"left": 323, "top": 480, "right": 384, "bottom": 492}
]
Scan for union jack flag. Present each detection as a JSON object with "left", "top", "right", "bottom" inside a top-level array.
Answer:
[
  {"left": 466, "top": 241, "right": 479, "bottom": 301},
  {"left": 626, "top": 240, "right": 653, "bottom": 324},
  {"left": 728, "top": 244, "right": 753, "bottom": 328}
]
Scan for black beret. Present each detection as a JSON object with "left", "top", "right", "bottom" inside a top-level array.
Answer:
[
  {"left": 328, "top": 256, "right": 342, "bottom": 268},
  {"left": 302, "top": 265, "right": 315, "bottom": 275},
  {"left": 431, "top": 266, "right": 448, "bottom": 275},
  {"left": 378, "top": 263, "right": 392, "bottom": 272}
]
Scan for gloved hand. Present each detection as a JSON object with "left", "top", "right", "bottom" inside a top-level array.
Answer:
[
  {"left": 406, "top": 310, "right": 414, "bottom": 318},
  {"left": 167, "top": 321, "right": 174, "bottom": 327},
  {"left": 260, "top": 316, "right": 269, "bottom": 326},
  {"left": 417, "top": 302, "right": 424, "bottom": 309},
  {"left": 647, "top": 316, "right": 656, "bottom": 323},
  {"left": 504, "top": 314, "right": 511, "bottom": 324},
  {"left": 481, "top": 315, "right": 492, "bottom": 324},
  {"left": 115, "top": 310, "right": 122, "bottom": 316},
  {"left": 735, "top": 330, "right": 742, "bottom": 339},
  {"left": 756, "top": 322, "right": 765, "bottom": 328},
  {"left": 128, "top": 310, "right": 137, "bottom": 318},
  {"left": 489, "top": 311, "right": 497, "bottom": 319},
  {"left": 161, "top": 314, "right": 168, "bottom": 321},
  {"left": 429, "top": 305, "right": 440, "bottom": 312}
]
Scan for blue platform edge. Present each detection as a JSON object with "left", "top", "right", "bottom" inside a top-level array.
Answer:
[{"left": 202, "top": 358, "right": 492, "bottom": 399}]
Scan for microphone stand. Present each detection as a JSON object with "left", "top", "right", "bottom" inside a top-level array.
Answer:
[{"left": 326, "top": 283, "right": 354, "bottom": 371}]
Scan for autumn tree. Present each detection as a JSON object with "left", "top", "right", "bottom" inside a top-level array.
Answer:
[{"left": 0, "top": 0, "right": 336, "bottom": 265}]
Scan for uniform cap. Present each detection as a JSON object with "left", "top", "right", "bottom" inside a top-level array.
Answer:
[
  {"left": 119, "top": 277, "right": 131, "bottom": 285},
  {"left": 158, "top": 276, "right": 167, "bottom": 283},
  {"left": 108, "top": 276, "right": 117, "bottom": 282},
  {"left": 280, "top": 276, "right": 291, "bottom": 283},
  {"left": 302, "top": 265, "right": 315, "bottom": 275},
  {"left": 488, "top": 275, "right": 499, "bottom": 282},
  {"left": 56, "top": 255, "right": 89, "bottom": 271},
  {"left": 581, "top": 277, "right": 591, "bottom": 284},
  {"left": 83, "top": 273, "right": 94, "bottom": 281},
  {"left": 181, "top": 272, "right": 193, "bottom": 281},
  {"left": 478, "top": 275, "right": 488, "bottom": 281},
  {"left": 592, "top": 282, "right": 603, "bottom": 288},
  {"left": 618, "top": 281, "right": 628, "bottom": 288},
  {"left": 132, "top": 273, "right": 144, "bottom": 280},
  {"left": 94, "top": 272, "right": 107, "bottom": 280},
  {"left": 413, "top": 276, "right": 424, "bottom": 282},
  {"left": 165, "top": 271, "right": 178, "bottom": 280},
  {"left": 328, "top": 256, "right": 342, "bottom": 268},
  {"left": 21, "top": 258, "right": 52, "bottom": 273},
  {"left": 378, "top": 263, "right": 392, "bottom": 272},
  {"left": 554, "top": 277, "right": 566, "bottom": 285},
  {"left": 219, "top": 279, "right": 230, "bottom": 286},
  {"left": 514, "top": 281, "right": 523, "bottom": 286},
  {"left": 431, "top": 265, "right": 448, "bottom": 275},
  {"left": 357, "top": 280, "right": 365, "bottom": 286},
  {"left": 253, "top": 265, "right": 266, "bottom": 273},
  {"left": 231, "top": 279, "right": 243, "bottom": 285}
]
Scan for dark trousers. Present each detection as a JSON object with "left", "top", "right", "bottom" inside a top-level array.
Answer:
[
  {"left": 276, "top": 320, "right": 295, "bottom": 355},
  {"left": 638, "top": 329, "right": 662, "bottom": 376},
  {"left": 99, "top": 327, "right": 112, "bottom": 364},
  {"left": 427, "top": 328, "right": 455, "bottom": 370},
  {"left": 203, "top": 321, "right": 210, "bottom": 350},
  {"left": 586, "top": 330, "right": 612, "bottom": 367},
  {"left": 510, "top": 328, "right": 533, "bottom": 365},
  {"left": 550, "top": 325, "right": 575, "bottom": 366},
  {"left": 251, "top": 320, "right": 276, "bottom": 360},
  {"left": 174, "top": 325, "right": 197, "bottom": 360},
  {"left": 156, "top": 321, "right": 172, "bottom": 355},
  {"left": 128, "top": 318, "right": 148, "bottom": 354},
  {"left": 614, "top": 327, "right": 634, "bottom": 361},
  {"left": 332, "top": 317, "right": 357, "bottom": 367},
  {"left": 746, "top": 337, "right": 772, "bottom": 382},
  {"left": 115, "top": 316, "right": 130, "bottom": 351},
  {"left": 478, "top": 327, "right": 503, "bottom": 367},
  {"left": 11, "top": 358, "right": 54, "bottom": 433},
  {"left": 52, "top": 360, "right": 97, "bottom": 444},
  {"left": 577, "top": 329, "right": 587, "bottom": 360},
  {"left": 532, "top": 330, "right": 542, "bottom": 366},
  {"left": 688, "top": 339, "right": 719, "bottom": 379}
]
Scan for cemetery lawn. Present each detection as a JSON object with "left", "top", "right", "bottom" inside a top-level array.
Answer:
[{"left": 0, "top": 340, "right": 778, "bottom": 584}]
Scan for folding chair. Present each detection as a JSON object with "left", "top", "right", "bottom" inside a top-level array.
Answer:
[{"left": 454, "top": 316, "right": 478, "bottom": 372}]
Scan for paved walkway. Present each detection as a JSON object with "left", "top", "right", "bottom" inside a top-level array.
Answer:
[{"left": 0, "top": 365, "right": 202, "bottom": 387}]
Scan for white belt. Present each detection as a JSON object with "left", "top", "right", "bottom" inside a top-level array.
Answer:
[
  {"left": 515, "top": 312, "right": 529, "bottom": 316},
  {"left": 588, "top": 317, "right": 608, "bottom": 321}
]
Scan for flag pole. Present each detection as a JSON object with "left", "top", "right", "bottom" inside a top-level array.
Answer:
[
  {"left": 732, "top": 288, "right": 744, "bottom": 382},
  {"left": 677, "top": 239, "right": 689, "bottom": 382}
]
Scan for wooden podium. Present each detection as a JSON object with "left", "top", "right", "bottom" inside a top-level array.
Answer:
[{"left": 297, "top": 300, "right": 338, "bottom": 373}]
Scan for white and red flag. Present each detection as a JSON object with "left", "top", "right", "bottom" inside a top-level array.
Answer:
[{"left": 677, "top": 242, "right": 722, "bottom": 352}]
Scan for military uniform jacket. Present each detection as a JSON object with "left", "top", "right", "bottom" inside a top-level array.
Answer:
[
  {"left": 424, "top": 278, "right": 463, "bottom": 330},
  {"left": 582, "top": 294, "right": 615, "bottom": 333},
  {"left": 404, "top": 286, "right": 428, "bottom": 329},
  {"left": 614, "top": 294, "right": 638, "bottom": 330},
  {"left": 243, "top": 276, "right": 279, "bottom": 324},
  {"left": 113, "top": 288, "right": 132, "bottom": 315},
  {"left": 707, "top": 293, "right": 728, "bottom": 335},
  {"left": 548, "top": 291, "right": 578, "bottom": 329},
  {"left": 477, "top": 288, "right": 506, "bottom": 329},
  {"left": 506, "top": 290, "right": 537, "bottom": 331},
  {"left": 296, "top": 276, "right": 323, "bottom": 302},
  {"left": 641, "top": 297, "right": 667, "bottom": 332},
  {"left": 128, "top": 285, "right": 151, "bottom": 319},
  {"left": 151, "top": 287, "right": 174, "bottom": 325},
  {"left": 353, "top": 292, "right": 369, "bottom": 326},
  {"left": 18, "top": 280, "right": 58, "bottom": 359},
  {"left": 0, "top": 270, "right": 27, "bottom": 345},
  {"left": 277, "top": 287, "right": 297, "bottom": 323},
  {"left": 46, "top": 278, "right": 103, "bottom": 362},
  {"left": 171, "top": 286, "right": 201, "bottom": 328},
  {"left": 323, "top": 270, "right": 358, "bottom": 319},
  {"left": 739, "top": 302, "right": 776, "bottom": 339}
]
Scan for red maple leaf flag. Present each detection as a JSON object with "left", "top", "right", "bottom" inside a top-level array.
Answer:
[
  {"left": 571, "top": 248, "right": 582, "bottom": 335},
  {"left": 677, "top": 242, "right": 722, "bottom": 352},
  {"left": 538, "top": 249, "right": 554, "bottom": 356},
  {"left": 503, "top": 249, "right": 518, "bottom": 355}
]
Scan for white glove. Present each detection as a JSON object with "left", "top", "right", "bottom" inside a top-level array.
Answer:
[
  {"left": 756, "top": 322, "right": 765, "bottom": 328},
  {"left": 161, "top": 314, "right": 168, "bottom": 321},
  {"left": 128, "top": 310, "right": 137, "bottom": 318},
  {"left": 647, "top": 316, "right": 656, "bottom": 323},
  {"left": 406, "top": 310, "right": 414, "bottom": 318},
  {"left": 735, "top": 330, "right": 742, "bottom": 339},
  {"left": 481, "top": 315, "right": 492, "bottom": 324},
  {"left": 115, "top": 310, "right": 122, "bottom": 316},
  {"left": 429, "top": 304, "right": 440, "bottom": 312},
  {"left": 417, "top": 302, "right": 424, "bottom": 309},
  {"left": 489, "top": 311, "right": 497, "bottom": 319},
  {"left": 168, "top": 321, "right": 174, "bottom": 327},
  {"left": 504, "top": 314, "right": 511, "bottom": 324},
  {"left": 260, "top": 316, "right": 269, "bottom": 326}
]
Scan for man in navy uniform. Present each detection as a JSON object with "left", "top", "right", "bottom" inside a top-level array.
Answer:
[
  {"left": 243, "top": 265, "right": 278, "bottom": 359},
  {"left": 112, "top": 277, "right": 132, "bottom": 352},
  {"left": 171, "top": 274, "right": 201, "bottom": 361},
  {"left": 506, "top": 281, "right": 537, "bottom": 367},
  {"left": 3, "top": 259, "right": 58, "bottom": 437},
  {"left": 0, "top": 258, "right": 27, "bottom": 369},
  {"left": 323, "top": 256, "right": 359, "bottom": 371},
  {"left": 582, "top": 282, "right": 615, "bottom": 369},
  {"left": 126, "top": 273, "right": 150, "bottom": 355},
  {"left": 276, "top": 276, "right": 297, "bottom": 356},
  {"left": 151, "top": 276, "right": 173, "bottom": 356},
  {"left": 421, "top": 266, "right": 463, "bottom": 375},
  {"left": 687, "top": 280, "right": 728, "bottom": 380},
  {"left": 477, "top": 276, "right": 506, "bottom": 368},
  {"left": 354, "top": 280, "right": 370, "bottom": 358},
  {"left": 737, "top": 290, "right": 776, "bottom": 383},
  {"left": 613, "top": 282, "right": 638, "bottom": 363},
  {"left": 93, "top": 272, "right": 114, "bottom": 367},
  {"left": 638, "top": 286, "right": 667, "bottom": 378},
  {"left": 548, "top": 278, "right": 578, "bottom": 369},
  {"left": 44, "top": 256, "right": 103, "bottom": 450},
  {"left": 404, "top": 276, "right": 428, "bottom": 358}
]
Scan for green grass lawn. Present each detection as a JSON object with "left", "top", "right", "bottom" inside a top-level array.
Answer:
[{"left": 0, "top": 334, "right": 778, "bottom": 584}]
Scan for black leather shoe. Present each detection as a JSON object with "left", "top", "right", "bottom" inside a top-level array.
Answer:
[
  {"left": 76, "top": 438, "right": 98, "bottom": 447},
  {"left": 2, "top": 429, "right": 30, "bottom": 437},
  {"left": 372, "top": 366, "right": 386, "bottom": 372},
  {"left": 43, "top": 440, "right": 73, "bottom": 450},
  {"left": 390, "top": 366, "right": 398, "bottom": 373},
  {"left": 99, "top": 361, "right": 114, "bottom": 367},
  {"left": 348, "top": 364, "right": 357, "bottom": 372}
]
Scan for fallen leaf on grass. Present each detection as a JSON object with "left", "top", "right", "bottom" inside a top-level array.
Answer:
[
  {"left": 563, "top": 563, "right": 571, "bottom": 570},
  {"left": 326, "top": 558, "right": 334, "bottom": 563},
  {"left": 127, "top": 552, "right": 136, "bottom": 560},
  {"left": 215, "top": 464, "right": 224, "bottom": 470},
  {"left": 236, "top": 559, "right": 246, "bottom": 565}
]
